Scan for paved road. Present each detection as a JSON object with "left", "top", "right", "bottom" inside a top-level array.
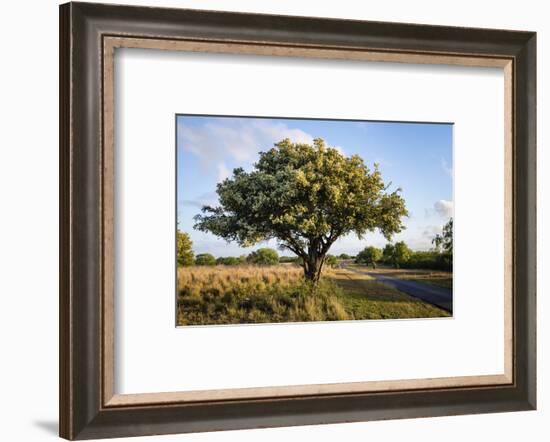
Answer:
[{"left": 343, "top": 265, "right": 453, "bottom": 313}]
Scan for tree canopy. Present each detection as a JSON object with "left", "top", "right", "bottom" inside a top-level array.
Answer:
[
  {"left": 433, "top": 218, "right": 453, "bottom": 253},
  {"left": 355, "top": 246, "right": 382, "bottom": 268},
  {"left": 246, "top": 248, "right": 279, "bottom": 266},
  {"left": 195, "top": 253, "right": 216, "bottom": 266},
  {"left": 177, "top": 230, "right": 194, "bottom": 266},
  {"left": 195, "top": 138, "right": 408, "bottom": 282},
  {"left": 383, "top": 241, "right": 412, "bottom": 268}
]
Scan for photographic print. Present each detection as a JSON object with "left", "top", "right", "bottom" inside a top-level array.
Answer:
[{"left": 176, "top": 115, "right": 453, "bottom": 326}]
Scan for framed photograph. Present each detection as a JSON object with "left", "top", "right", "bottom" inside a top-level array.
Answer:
[
  {"left": 59, "top": 2, "right": 536, "bottom": 440},
  {"left": 176, "top": 114, "right": 452, "bottom": 326}
]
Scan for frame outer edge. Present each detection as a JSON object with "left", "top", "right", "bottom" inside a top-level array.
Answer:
[
  {"left": 515, "top": 32, "right": 537, "bottom": 409},
  {"left": 527, "top": 33, "right": 537, "bottom": 410},
  {"left": 59, "top": 2, "right": 73, "bottom": 439},
  {"left": 59, "top": 2, "right": 537, "bottom": 439},
  {"left": 61, "top": 2, "right": 105, "bottom": 439}
]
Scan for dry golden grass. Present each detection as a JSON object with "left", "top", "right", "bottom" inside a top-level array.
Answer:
[
  {"left": 177, "top": 265, "right": 303, "bottom": 294},
  {"left": 328, "top": 267, "right": 374, "bottom": 281},
  {"left": 177, "top": 265, "right": 350, "bottom": 325}
]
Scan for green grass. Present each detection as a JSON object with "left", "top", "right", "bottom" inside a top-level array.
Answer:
[{"left": 327, "top": 268, "right": 450, "bottom": 319}]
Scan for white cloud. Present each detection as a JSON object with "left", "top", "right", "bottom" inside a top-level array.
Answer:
[
  {"left": 433, "top": 200, "right": 453, "bottom": 218},
  {"left": 178, "top": 118, "right": 315, "bottom": 170}
]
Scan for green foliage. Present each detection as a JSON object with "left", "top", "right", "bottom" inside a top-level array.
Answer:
[
  {"left": 177, "top": 230, "right": 194, "bottom": 266},
  {"left": 194, "top": 138, "right": 408, "bottom": 282},
  {"left": 394, "top": 241, "right": 412, "bottom": 267},
  {"left": 433, "top": 218, "right": 453, "bottom": 253},
  {"left": 338, "top": 253, "right": 352, "bottom": 260},
  {"left": 324, "top": 255, "right": 339, "bottom": 268},
  {"left": 216, "top": 256, "right": 244, "bottom": 266},
  {"left": 195, "top": 253, "right": 216, "bottom": 266},
  {"left": 355, "top": 246, "right": 382, "bottom": 268},
  {"left": 382, "top": 241, "right": 412, "bottom": 268},
  {"left": 400, "top": 251, "right": 452, "bottom": 271},
  {"left": 247, "top": 248, "right": 279, "bottom": 265},
  {"left": 382, "top": 243, "right": 395, "bottom": 263}
]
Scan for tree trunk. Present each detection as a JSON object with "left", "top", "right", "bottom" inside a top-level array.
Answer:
[
  {"left": 303, "top": 256, "right": 324, "bottom": 284},
  {"left": 371, "top": 261, "right": 376, "bottom": 269}
]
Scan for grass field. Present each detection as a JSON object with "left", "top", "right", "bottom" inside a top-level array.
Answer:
[
  {"left": 177, "top": 265, "right": 449, "bottom": 326},
  {"left": 328, "top": 268, "right": 450, "bottom": 319}
]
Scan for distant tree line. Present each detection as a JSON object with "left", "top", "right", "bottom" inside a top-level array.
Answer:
[
  {"left": 178, "top": 234, "right": 338, "bottom": 268},
  {"left": 178, "top": 218, "right": 452, "bottom": 271},
  {"left": 354, "top": 218, "right": 453, "bottom": 271}
]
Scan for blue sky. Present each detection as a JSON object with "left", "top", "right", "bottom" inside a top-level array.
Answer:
[{"left": 177, "top": 115, "right": 453, "bottom": 257}]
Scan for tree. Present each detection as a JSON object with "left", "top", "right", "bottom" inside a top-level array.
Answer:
[
  {"left": 195, "top": 253, "right": 216, "bottom": 266},
  {"left": 247, "top": 248, "right": 279, "bottom": 265},
  {"left": 393, "top": 241, "right": 411, "bottom": 268},
  {"left": 355, "top": 246, "right": 382, "bottom": 269},
  {"left": 177, "top": 230, "right": 194, "bottom": 266},
  {"left": 382, "top": 242, "right": 411, "bottom": 268},
  {"left": 382, "top": 243, "right": 395, "bottom": 264},
  {"left": 324, "top": 255, "right": 339, "bottom": 268},
  {"left": 433, "top": 218, "right": 453, "bottom": 253},
  {"left": 195, "top": 138, "right": 408, "bottom": 283},
  {"left": 339, "top": 253, "right": 351, "bottom": 260}
]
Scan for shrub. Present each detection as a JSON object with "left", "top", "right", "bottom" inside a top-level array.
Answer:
[
  {"left": 247, "top": 248, "right": 279, "bottom": 265},
  {"left": 195, "top": 253, "right": 216, "bottom": 266},
  {"left": 216, "top": 256, "right": 242, "bottom": 266},
  {"left": 401, "top": 251, "right": 452, "bottom": 271}
]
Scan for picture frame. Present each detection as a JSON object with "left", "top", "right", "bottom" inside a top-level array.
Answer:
[{"left": 59, "top": 2, "right": 536, "bottom": 440}]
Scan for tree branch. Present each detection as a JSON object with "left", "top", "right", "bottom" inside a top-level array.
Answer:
[{"left": 280, "top": 234, "right": 307, "bottom": 259}]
